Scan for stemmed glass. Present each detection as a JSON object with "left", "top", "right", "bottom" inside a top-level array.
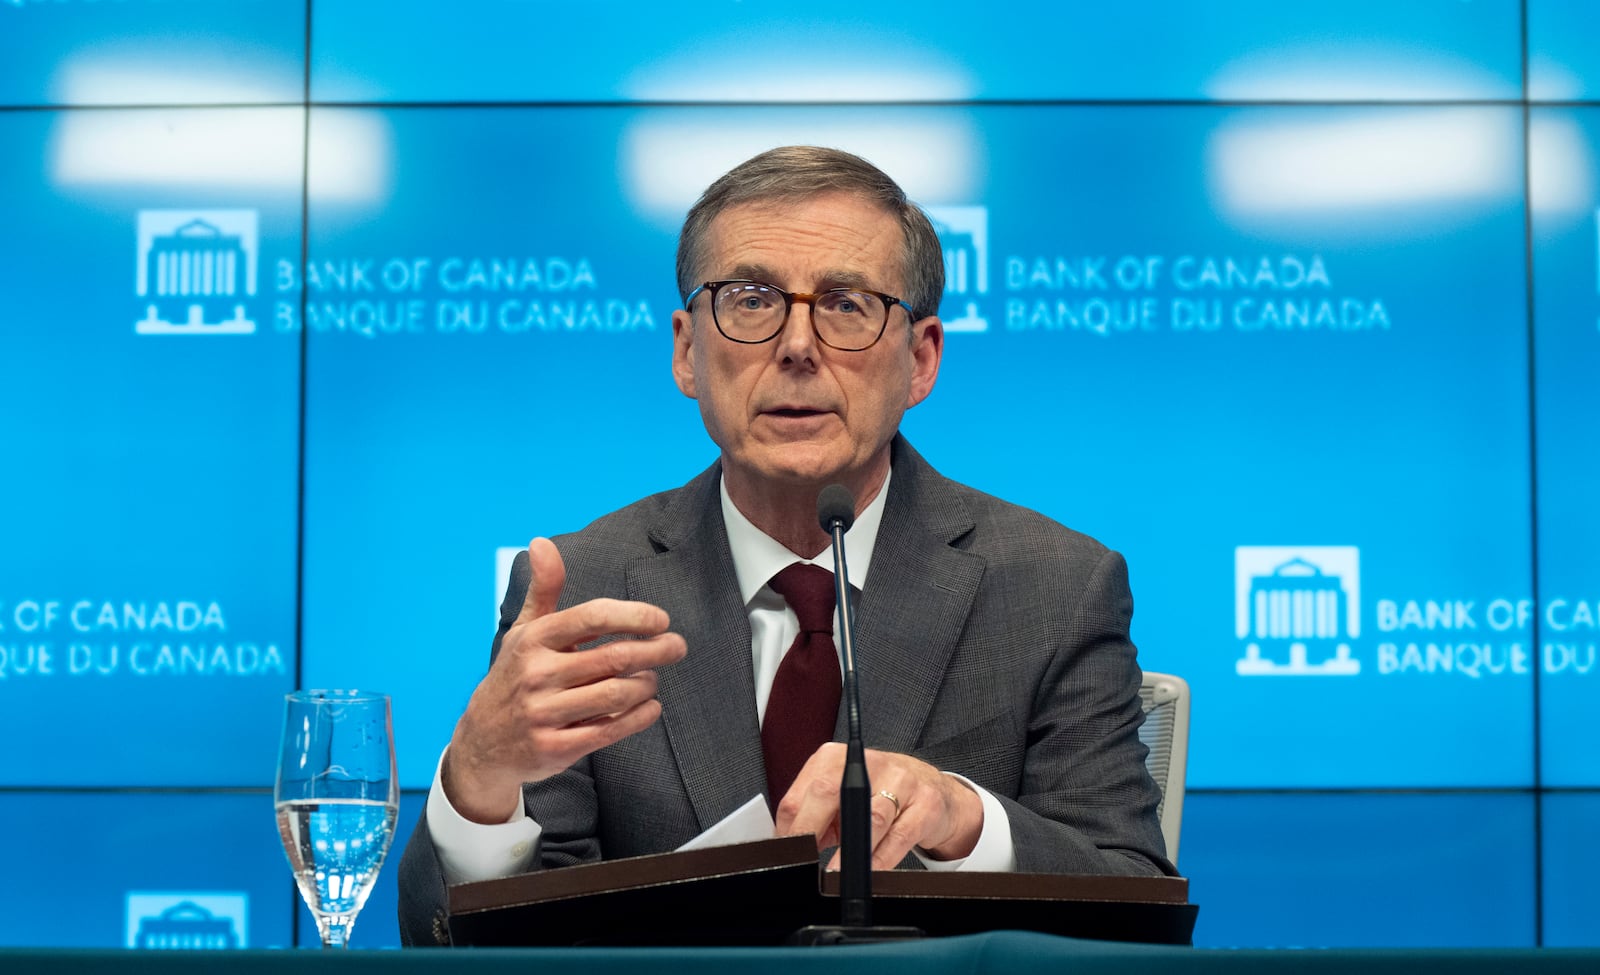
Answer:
[{"left": 274, "top": 690, "right": 398, "bottom": 949}]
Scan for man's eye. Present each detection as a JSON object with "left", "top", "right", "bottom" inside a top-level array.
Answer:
[
  {"left": 823, "top": 292, "right": 874, "bottom": 316},
  {"left": 727, "top": 289, "right": 777, "bottom": 312}
]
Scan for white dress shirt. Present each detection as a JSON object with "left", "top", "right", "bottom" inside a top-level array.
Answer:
[{"left": 427, "top": 468, "right": 1016, "bottom": 884}]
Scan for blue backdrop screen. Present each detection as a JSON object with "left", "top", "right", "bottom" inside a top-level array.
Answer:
[
  {"left": 0, "top": 793, "right": 294, "bottom": 948},
  {"left": 294, "top": 104, "right": 1539, "bottom": 791},
  {"left": 1530, "top": 106, "right": 1600, "bottom": 788},
  {"left": 307, "top": 0, "right": 1522, "bottom": 103},
  {"left": 0, "top": 0, "right": 304, "bottom": 107},
  {"left": 1181, "top": 793, "right": 1537, "bottom": 948},
  {"left": 0, "top": 107, "right": 301, "bottom": 786},
  {"left": 0, "top": 0, "right": 1596, "bottom": 951}
]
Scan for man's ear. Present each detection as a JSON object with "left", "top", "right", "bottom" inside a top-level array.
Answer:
[
  {"left": 671, "top": 309, "right": 698, "bottom": 399},
  {"left": 905, "top": 315, "right": 943, "bottom": 408}
]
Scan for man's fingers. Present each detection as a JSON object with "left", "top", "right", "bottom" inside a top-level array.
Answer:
[
  {"left": 826, "top": 795, "right": 912, "bottom": 871},
  {"left": 784, "top": 748, "right": 978, "bottom": 869},
  {"left": 510, "top": 539, "right": 671, "bottom": 647},
  {"left": 869, "top": 791, "right": 923, "bottom": 869},
  {"left": 516, "top": 537, "right": 566, "bottom": 624},
  {"left": 527, "top": 631, "right": 685, "bottom": 693},
  {"left": 774, "top": 743, "right": 845, "bottom": 841},
  {"left": 818, "top": 775, "right": 917, "bottom": 871},
  {"left": 867, "top": 786, "right": 902, "bottom": 857},
  {"left": 532, "top": 598, "right": 674, "bottom": 651},
  {"left": 536, "top": 671, "right": 660, "bottom": 727},
  {"left": 778, "top": 777, "right": 839, "bottom": 847},
  {"left": 538, "top": 698, "right": 665, "bottom": 766}
]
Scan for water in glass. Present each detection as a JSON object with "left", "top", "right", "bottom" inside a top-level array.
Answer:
[{"left": 274, "top": 690, "right": 397, "bottom": 948}]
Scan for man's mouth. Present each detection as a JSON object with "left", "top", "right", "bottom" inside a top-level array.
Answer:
[{"left": 766, "top": 408, "right": 826, "bottom": 418}]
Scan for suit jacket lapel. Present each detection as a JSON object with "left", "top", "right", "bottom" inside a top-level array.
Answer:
[
  {"left": 847, "top": 438, "right": 986, "bottom": 754},
  {"left": 627, "top": 464, "right": 769, "bottom": 831}
]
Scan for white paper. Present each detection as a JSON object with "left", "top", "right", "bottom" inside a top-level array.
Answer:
[{"left": 674, "top": 794, "right": 776, "bottom": 852}]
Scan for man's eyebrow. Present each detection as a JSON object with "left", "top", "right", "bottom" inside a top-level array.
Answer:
[
  {"left": 813, "top": 269, "right": 875, "bottom": 291},
  {"left": 728, "top": 263, "right": 781, "bottom": 283},
  {"left": 725, "top": 264, "right": 877, "bottom": 291}
]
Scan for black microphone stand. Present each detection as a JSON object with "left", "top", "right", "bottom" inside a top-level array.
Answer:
[{"left": 787, "top": 486, "right": 924, "bottom": 946}]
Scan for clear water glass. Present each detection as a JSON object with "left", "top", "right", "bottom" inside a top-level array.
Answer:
[{"left": 274, "top": 690, "right": 398, "bottom": 949}]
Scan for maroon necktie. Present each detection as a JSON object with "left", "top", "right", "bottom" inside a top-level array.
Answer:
[{"left": 761, "top": 562, "right": 843, "bottom": 806}]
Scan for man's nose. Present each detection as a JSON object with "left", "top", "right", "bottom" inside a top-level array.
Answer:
[{"left": 773, "top": 299, "right": 821, "bottom": 364}]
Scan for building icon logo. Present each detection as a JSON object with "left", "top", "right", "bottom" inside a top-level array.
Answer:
[
  {"left": 496, "top": 545, "right": 524, "bottom": 626},
  {"left": 126, "top": 892, "right": 248, "bottom": 949},
  {"left": 924, "top": 205, "right": 989, "bottom": 333},
  {"left": 135, "top": 209, "right": 258, "bottom": 335},
  {"left": 1235, "top": 546, "right": 1361, "bottom": 676}
]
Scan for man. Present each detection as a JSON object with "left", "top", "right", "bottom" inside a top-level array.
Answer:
[{"left": 398, "top": 146, "right": 1174, "bottom": 946}]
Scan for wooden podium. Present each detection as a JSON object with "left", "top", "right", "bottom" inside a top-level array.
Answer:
[{"left": 446, "top": 836, "right": 1196, "bottom": 947}]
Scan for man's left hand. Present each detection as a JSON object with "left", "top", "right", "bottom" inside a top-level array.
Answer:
[{"left": 774, "top": 743, "right": 984, "bottom": 869}]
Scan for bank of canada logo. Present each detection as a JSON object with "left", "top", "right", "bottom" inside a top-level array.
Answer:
[
  {"left": 924, "top": 206, "right": 989, "bottom": 333},
  {"left": 135, "top": 209, "right": 258, "bottom": 335},
  {"left": 1235, "top": 546, "right": 1361, "bottom": 676},
  {"left": 126, "top": 892, "right": 248, "bottom": 949},
  {"left": 496, "top": 545, "right": 523, "bottom": 625}
]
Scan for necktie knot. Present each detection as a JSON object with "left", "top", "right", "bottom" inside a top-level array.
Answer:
[{"left": 768, "top": 562, "right": 835, "bottom": 635}]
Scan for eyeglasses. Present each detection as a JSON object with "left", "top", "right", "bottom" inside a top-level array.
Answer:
[{"left": 684, "top": 279, "right": 915, "bottom": 352}]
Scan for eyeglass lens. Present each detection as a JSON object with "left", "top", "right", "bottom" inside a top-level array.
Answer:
[{"left": 713, "top": 283, "right": 886, "bottom": 349}]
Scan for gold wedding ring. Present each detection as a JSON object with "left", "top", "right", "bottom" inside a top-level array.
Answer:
[{"left": 876, "top": 789, "right": 900, "bottom": 816}]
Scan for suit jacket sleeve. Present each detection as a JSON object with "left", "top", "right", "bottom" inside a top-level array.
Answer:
[
  {"left": 398, "top": 549, "right": 606, "bottom": 946},
  {"left": 897, "top": 532, "right": 1173, "bottom": 878},
  {"left": 857, "top": 440, "right": 1174, "bottom": 880},
  {"left": 998, "top": 547, "right": 1173, "bottom": 875}
]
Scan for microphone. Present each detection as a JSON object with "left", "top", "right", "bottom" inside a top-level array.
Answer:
[
  {"left": 816, "top": 486, "right": 869, "bottom": 927},
  {"left": 816, "top": 484, "right": 855, "bottom": 534},
  {"left": 788, "top": 485, "right": 922, "bottom": 945}
]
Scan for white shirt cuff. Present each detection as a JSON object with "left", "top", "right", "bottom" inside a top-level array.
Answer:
[
  {"left": 426, "top": 748, "right": 542, "bottom": 886},
  {"left": 911, "top": 774, "right": 1017, "bottom": 873}
]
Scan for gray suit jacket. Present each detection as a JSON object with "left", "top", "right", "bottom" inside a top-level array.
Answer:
[{"left": 398, "top": 437, "right": 1174, "bottom": 945}]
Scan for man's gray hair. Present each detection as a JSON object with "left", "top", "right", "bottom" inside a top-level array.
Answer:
[{"left": 675, "top": 146, "right": 945, "bottom": 321}]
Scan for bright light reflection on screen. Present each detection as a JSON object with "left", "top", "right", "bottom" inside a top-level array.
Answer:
[
  {"left": 1528, "top": 114, "right": 1596, "bottom": 217},
  {"left": 48, "top": 109, "right": 391, "bottom": 205},
  {"left": 1205, "top": 44, "right": 1508, "bottom": 101},
  {"left": 624, "top": 62, "right": 974, "bottom": 103},
  {"left": 1528, "top": 54, "right": 1585, "bottom": 102},
  {"left": 620, "top": 113, "right": 983, "bottom": 229},
  {"left": 55, "top": 52, "right": 293, "bottom": 106},
  {"left": 1207, "top": 109, "right": 1515, "bottom": 219}
]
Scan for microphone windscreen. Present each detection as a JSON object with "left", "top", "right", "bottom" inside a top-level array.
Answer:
[{"left": 817, "top": 484, "right": 856, "bottom": 533}]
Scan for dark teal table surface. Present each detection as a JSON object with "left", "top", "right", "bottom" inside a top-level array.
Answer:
[{"left": 5, "top": 931, "right": 1598, "bottom": 974}]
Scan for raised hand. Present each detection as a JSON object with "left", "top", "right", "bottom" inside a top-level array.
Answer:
[{"left": 442, "top": 537, "right": 687, "bottom": 823}]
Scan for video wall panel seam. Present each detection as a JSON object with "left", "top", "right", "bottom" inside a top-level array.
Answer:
[{"left": 1518, "top": 1, "right": 1545, "bottom": 941}]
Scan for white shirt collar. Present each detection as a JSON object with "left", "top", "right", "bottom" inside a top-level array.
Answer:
[{"left": 720, "top": 466, "right": 891, "bottom": 606}]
